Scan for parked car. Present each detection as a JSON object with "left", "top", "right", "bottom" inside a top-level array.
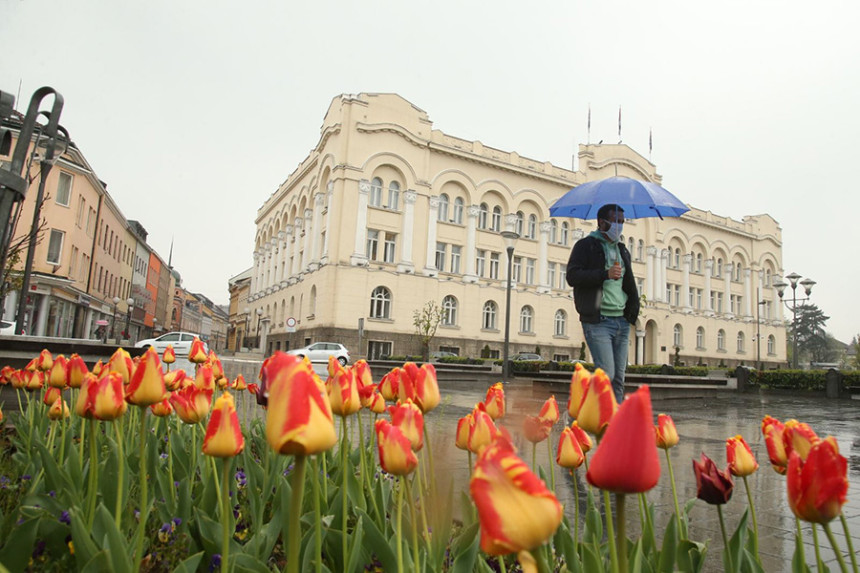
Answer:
[
  {"left": 0, "top": 320, "right": 15, "bottom": 335},
  {"left": 511, "top": 352, "right": 543, "bottom": 362},
  {"left": 430, "top": 350, "right": 458, "bottom": 360},
  {"left": 287, "top": 342, "right": 350, "bottom": 365},
  {"left": 135, "top": 332, "right": 207, "bottom": 355}
]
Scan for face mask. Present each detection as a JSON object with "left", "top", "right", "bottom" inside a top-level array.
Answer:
[{"left": 604, "top": 221, "right": 623, "bottom": 243}]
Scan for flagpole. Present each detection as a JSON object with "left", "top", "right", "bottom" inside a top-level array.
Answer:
[{"left": 587, "top": 104, "right": 591, "bottom": 144}]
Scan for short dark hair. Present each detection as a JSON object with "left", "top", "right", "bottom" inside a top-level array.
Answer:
[{"left": 597, "top": 203, "right": 624, "bottom": 221}]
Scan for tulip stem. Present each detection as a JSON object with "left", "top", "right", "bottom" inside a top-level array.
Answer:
[
  {"left": 812, "top": 524, "right": 824, "bottom": 572},
  {"left": 572, "top": 470, "right": 580, "bottom": 551},
  {"left": 838, "top": 513, "right": 858, "bottom": 573},
  {"left": 114, "top": 418, "right": 125, "bottom": 528},
  {"left": 616, "top": 494, "right": 627, "bottom": 573},
  {"left": 406, "top": 476, "right": 420, "bottom": 572},
  {"left": 396, "top": 476, "right": 404, "bottom": 573},
  {"left": 602, "top": 489, "right": 619, "bottom": 573},
  {"left": 664, "top": 448, "right": 684, "bottom": 540},
  {"left": 498, "top": 555, "right": 507, "bottom": 573},
  {"left": 741, "top": 475, "right": 760, "bottom": 562},
  {"left": 286, "top": 455, "right": 306, "bottom": 573},
  {"left": 221, "top": 458, "right": 231, "bottom": 573},
  {"left": 795, "top": 517, "right": 808, "bottom": 572},
  {"left": 58, "top": 397, "right": 67, "bottom": 463},
  {"left": 340, "top": 417, "right": 349, "bottom": 567},
  {"left": 166, "top": 420, "right": 175, "bottom": 505},
  {"left": 546, "top": 433, "right": 556, "bottom": 492},
  {"left": 210, "top": 455, "right": 223, "bottom": 512},
  {"left": 312, "top": 456, "right": 322, "bottom": 573},
  {"left": 416, "top": 452, "right": 430, "bottom": 539},
  {"left": 133, "top": 410, "right": 149, "bottom": 573},
  {"left": 532, "top": 442, "right": 537, "bottom": 474},
  {"left": 86, "top": 418, "right": 98, "bottom": 529},
  {"left": 78, "top": 411, "right": 86, "bottom": 467},
  {"left": 717, "top": 505, "right": 733, "bottom": 573},
  {"left": 823, "top": 522, "right": 850, "bottom": 573},
  {"left": 423, "top": 422, "right": 437, "bottom": 500}
]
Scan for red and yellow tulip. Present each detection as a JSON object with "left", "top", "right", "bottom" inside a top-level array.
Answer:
[
  {"left": 726, "top": 435, "right": 759, "bottom": 477},
  {"left": 557, "top": 426, "right": 586, "bottom": 469},
  {"left": 326, "top": 356, "right": 362, "bottom": 417},
  {"left": 48, "top": 399, "right": 70, "bottom": 420},
  {"left": 163, "top": 345, "right": 176, "bottom": 364},
  {"left": 378, "top": 368, "right": 399, "bottom": 402},
  {"left": 375, "top": 419, "right": 418, "bottom": 475},
  {"left": 194, "top": 363, "right": 215, "bottom": 392},
  {"left": 523, "top": 416, "right": 552, "bottom": 443},
  {"left": 66, "top": 354, "right": 89, "bottom": 389},
  {"left": 787, "top": 437, "right": 848, "bottom": 524},
  {"left": 202, "top": 392, "right": 245, "bottom": 458},
  {"left": 48, "top": 355, "right": 68, "bottom": 388},
  {"left": 231, "top": 374, "right": 247, "bottom": 391},
  {"left": 36, "top": 349, "right": 53, "bottom": 372},
  {"left": 164, "top": 370, "right": 186, "bottom": 392},
  {"left": 76, "top": 372, "right": 127, "bottom": 421},
  {"left": 170, "top": 384, "right": 213, "bottom": 424},
  {"left": 125, "top": 347, "right": 168, "bottom": 407},
  {"left": 107, "top": 348, "right": 134, "bottom": 384},
  {"left": 576, "top": 369, "right": 617, "bottom": 437},
  {"left": 388, "top": 399, "right": 424, "bottom": 452},
  {"left": 538, "top": 395, "right": 559, "bottom": 425},
  {"left": 468, "top": 402, "right": 498, "bottom": 454},
  {"left": 761, "top": 415, "right": 788, "bottom": 474},
  {"left": 456, "top": 413, "right": 472, "bottom": 451},
  {"left": 397, "top": 362, "right": 440, "bottom": 413},
  {"left": 783, "top": 419, "right": 819, "bottom": 462},
  {"left": 567, "top": 363, "right": 591, "bottom": 419},
  {"left": 189, "top": 337, "right": 208, "bottom": 363},
  {"left": 569, "top": 421, "right": 592, "bottom": 453},
  {"left": 43, "top": 386, "right": 63, "bottom": 406},
  {"left": 483, "top": 382, "right": 505, "bottom": 420},
  {"left": 655, "top": 413, "right": 679, "bottom": 450},
  {"left": 150, "top": 399, "right": 174, "bottom": 417}
]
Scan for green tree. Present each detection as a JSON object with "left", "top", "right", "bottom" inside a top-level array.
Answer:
[
  {"left": 787, "top": 303, "right": 831, "bottom": 366},
  {"left": 851, "top": 335, "right": 860, "bottom": 369},
  {"left": 413, "top": 300, "right": 448, "bottom": 362}
]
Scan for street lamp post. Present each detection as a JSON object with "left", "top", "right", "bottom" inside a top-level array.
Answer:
[
  {"left": 123, "top": 297, "right": 134, "bottom": 344},
  {"left": 243, "top": 306, "right": 250, "bottom": 350},
  {"left": 501, "top": 230, "right": 519, "bottom": 382},
  {"left": 773, "top": 272, "right": 815, "bottom": 369},
  {"left": 110, "top": 296, "right": 120, "bottom": 343},
  {"left": 256, "top": 308, "right": 263, "bottom": 349},
  {"left": 755, "top": 288, "right": 767, "bottom": 371}
]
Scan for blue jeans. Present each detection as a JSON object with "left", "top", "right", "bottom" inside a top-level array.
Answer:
[{"left": 582, "top": 316, "right": 631, "bottom": 404}]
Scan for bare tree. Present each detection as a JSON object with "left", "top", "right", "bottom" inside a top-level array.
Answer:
[
  {"left": 0, "top": 199, "right": 50, "bottom": 321},
  {"left": 413, "top": 300, "right": 448, "bottom": 362}
]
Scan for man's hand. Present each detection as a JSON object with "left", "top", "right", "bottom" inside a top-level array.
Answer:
[{"left": 608, "top": 263, "right": 623, "bottom": 280}]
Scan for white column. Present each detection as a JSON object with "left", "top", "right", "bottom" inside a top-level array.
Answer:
[
  {"left": 35, "top": 295, "right": 50, "bottom": 336},
  {"left": 743, "top": 268, "right": 752, "bottom": 317},
  {"left": 310, "top": 193, "right": 324, "bottom": 269},
  {"left": 351, "top": 180, "right": 370, "bottom": 266},
  {"left": 398, "top": 190, "right": 417, "bottom": 274},
  {"left": 660, "top": 249, "right": 669, "bottom": 302},
  {"left": 302, "top": 208, "right": 313, "bottom": 271},
  {"left": 423, "top": 196, "right": 440, "bottom": 276},
  {"left": 463, "top": 205, "right": 479, "bottom": 282},
  {"left": 646, "top": 246, "right": 657, "bottom": 301},
  {"left": 537, "top": 221, "right": 551, "bottom": 293},
  {"left": 266, "top": 242, "right": 276, "bottom": 289},
  {"left": 321, "top": 181, "right": 333, "bottom": 265},
  {"left": 250, "top": 251, "right": 259, "bottom": 295},
  {"left": 636, "top": 330, "right": 646, "bottom": 365},
  {"left": 682, "top": 254, "right": 692, "bottom": 311},
  {"left": 277, "top": 232, "right": 287, "bottom": 285},
  {"left": 704, "top": 259, "right": 714, "bottom": 314},
  {"left": 282, "top": 225, "right": 293, "bottom": 280},
  {"left": 723, "top": 264, "right": 734, "bottom": 317},
  {"left": 291, "top": 219, "right": 303, "bottom": 276}
]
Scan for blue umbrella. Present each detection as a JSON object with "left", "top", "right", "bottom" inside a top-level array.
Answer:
[{"left": 549, "top": 176, "right": 689, "bottom": 220}]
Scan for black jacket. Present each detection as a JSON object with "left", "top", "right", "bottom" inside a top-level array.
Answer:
[{"left": 566, "top": 234, "right": 640, "bottom": 325}]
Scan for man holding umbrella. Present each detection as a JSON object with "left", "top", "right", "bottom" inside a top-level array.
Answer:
[{"left": 566, "top": 203, "right": 639, "bottom": 404}]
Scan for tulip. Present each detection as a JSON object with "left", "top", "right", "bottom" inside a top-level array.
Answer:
[
  {"left": 189, "top": 337, "right": 208, "bottom": 363},
  {"left": 726, "top": 435, "right": 758, "bottom": 477},
  {"left": 48, "top": 399, "right": 70, "bottom": 420},
  {"left": 107, "top": 349, "right": 134, "bottom": 384},
  {"left": 587, "top": 386, "right": 659, "bottom": 494},
  {"left": 353, "top": 360, "right": 375, "bottom": 406},
  {"left": 264, "top": 352, "right": 337, "bottom": 456},
  {"left": 150, "top": 399, "right": 174, "bottom": 417},
  {"left": 163, "top": 370, "right": 186, "bottom": 392},
  {"left": 378, "top": 368, "right": 400, "bottom": 401},
  {"left": 557, "top": 426, "right": 585, "bottom": 469},
  {"left": 247, "top": 382, "right": 259, "bottom": 396},
  {"left": 761, "top": 415, "right": 788, "bottom": 474},
  {"left": 375, "top": 419, "right": 418, "bottom": 475},
  {"left": 455, "top": 413, "right": 472, "bottom": 451},
  {"left": 8, "top": 370, "right": 24, "bottom": 389},
  {"left": 567, "top": 362, "right": 591, "bottom": 419},
  {"left": 202, "top": 392, "right": 245, "bottom": 458},
  {"left": 24, "top": 370, "right": 44, "bottom": 391},
  {"left": 367, "top": 388, "right": 386, "bottom": 414},
  {"left": 783, "top": 419, "right": 819, "bottom": 462},
  {"left": 569, "top": 421, "right": 592, "bottom": 453},
  {"left": 170, "top": 384, "right": 213, "bottom": 424},
  {"left": 692, "top": 453, "right": 733, "bottom": 505},
  {"left": 76, "top": 373, "right": 127, "bottom": 421},
  {"left": 470, "top": 435, "right": 563, "bottom": 555},
  {"left": 787, "top": 437, "right": 848, "bottom": 524},
  {"left": 397, "top": 362, "right": 440, "bottom": 413},
  {"left": 24, "top": 358, "right": 38, "bottom": 372},
  {"left": 48, "top": 355, "right": 68, "bottom": 388},
  {"left": 0, "top": 366, "right": 14, "bottom": 384},
  {"left": 209, "top": 351, "right": 224, "bottom": 380},
  {"left": 468, "top": 402, "right": 498, "bottom": 454},
  {"left": 92, "top": 360, "right": 104, "bottom": 377},
  {"left": 576, "top": 369, "right": 617, "bottom": 437},
  {"left": 0, "top": 408, "right": 3, "bottom": 422},
  {"left": 36, "top": 349, "right": 53, "bottom": 371},
  {"left": 44, "top": 386, "right": 62, "bottom": 406},
  {"left": 66, "top": 354, "right": 89, "bottom": 389},
  {"left": 523, "top": 416, "right": 552, "bottom": 443},
  {"left": 538, "top": 395, "right": 559, "bottom": 424},
  {"left": 216, "top": 376, "right": 229, "bottom": 390},
  {"left": 326, "top": 356, "right": 361, "bottom": 417},
  {"left": 194, "top": 363, "right": 215, "bottom": 392},
  {"left": 125, "top": 347, "right": 168, "bottom": 407},
  {"left": 231, "top": 374, "right": 247, "bottom": 391},
  {"left": 388, "top": 400, "right": 424, "bottom": 451},
  {"left": 483, "top": 382, "right": 505, "bottom": 420},
  {"left": 163, "top": 345, "right": 176, "bottom": 364},
  {"left": 655, "top": 413, "right": 679, "bottom": 449}
]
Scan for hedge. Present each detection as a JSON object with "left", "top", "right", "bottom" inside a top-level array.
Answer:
[{"left": 746, "top": 369, "right": 860, "bottom": 391}]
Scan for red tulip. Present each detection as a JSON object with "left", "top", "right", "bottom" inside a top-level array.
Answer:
[
  {"left": 567, "top": 363, "right": 591, "bottom": 419},
  {"left": 483, "top": 382, "right": 505, "bottom": 420},
  {"left": 787, "top": 437, "right": 848, "bottom": 524},
  {"left": 66, "top": 354, "right": 89, "bottom": 389},
  {"left": 48, "top": 355, "right": 68, "bottom": 388},
  {"left": 163, "top": 345, "right": 176, "bottom": 364},
  {"left": 397, "top": 362, "right": 440, "bottom": 413},
  {"left": 170, "top": 384, "right": 213, "bottom": 424},
  {"left": 655, "top": 413, "right": 679, "bottom": 450},
  {"left": 576, "top": 369, "right": 617, "bottom": 437},
  {"left": 189, "top": 337, "right": 208, "bottom": 363},
  {"left": 164, "top": 370, "right": 186, "bottom": 392},
  {"left": 388, "top": 400, "right": 424, "bottom": 451},
  {"left": 202, "top": 392, "right": 245, "bottom": 458},
  {"left": 378, "top": 368, "right": 399, "bottom": 402},
  {"left": 538, "top": 395, "right": 559, "bottom": 425},
  {"left": 557, "top": 427, "right": 586, "bottom": 469},
  {"left": 783, "top": 419, "right": 819, "bottom": 462},
  {"left": 125, "top": 347, "right": 168, "bottom": 406},
  {"left": 375, "top": 419, "right": 418, "bottom": 475},
  {"left": 692, "top": 453, "right": 733, "bottom": 505},
  {"left": 247, "top": 382, "right": 259, "bottom": 396},
  {"left": 0, "top": 366, "right": 14, "bottom": 385},
  {"left": 569, "top": 421, "right": 592, "bottom": 453},
  {"left": 761, "top": 415, "right": 788, "bottom": 474},
  {"left": 586, "top": 386, "right": 659, "bottom": 494},
  {"left": 470, "top": 435, "right": 563, "bottom": 555},
  {"left": 726, "top": 435, "right": 758, "bottom": 477},
  {"left": 523, "top": 416, "right": 552, "bottom": 443}
]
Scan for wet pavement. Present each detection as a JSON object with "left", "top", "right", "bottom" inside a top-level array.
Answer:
[{"left": 220, "top": 356, "right": 860, "bottom": 572}]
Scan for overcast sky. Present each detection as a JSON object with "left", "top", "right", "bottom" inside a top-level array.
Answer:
[{"left": 2, "top": 0, "right": 858, "bottom": 343}]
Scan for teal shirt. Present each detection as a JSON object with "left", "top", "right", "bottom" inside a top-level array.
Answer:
[{"left": 589, "top": 230, "right": 628, "bottom": 317}]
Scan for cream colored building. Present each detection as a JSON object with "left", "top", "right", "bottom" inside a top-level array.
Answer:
[{"left": 246, "top": 93, "right": 787, "bottom": 368}]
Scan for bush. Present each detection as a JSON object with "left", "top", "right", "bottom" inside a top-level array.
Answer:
[{"left": 437, "top": 356, "right": 485, "bottom": 365}]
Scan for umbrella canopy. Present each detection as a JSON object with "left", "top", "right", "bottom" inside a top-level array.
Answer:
[{"left": 549, "top": 176, "right": 689, "bottom": 220}]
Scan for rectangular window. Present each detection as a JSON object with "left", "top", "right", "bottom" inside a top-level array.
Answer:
[
  {"left": 383, "top": 235, "right": 396, "bottom": 263},
  {"left": 450, "top": 245, "right": 461, "bottom": 274},
  {"left": 696, "top": 289, "right": 702, "bottom": 310},
  {"left": 75, "top": 195, "right": 85, "bottom": 227},
  {"left": 547, "top": 263, "right": 556, "bottom": 289},
  {"left": 512, "top": 256, "right": 522, "bottom": 282},
  {"left": 476, "top": 250, "right": 486, "bottom": 277},
  {"left": 716, "top": 292, "right": 724, "bottom": 313},
  {"left": 369, "top": 181, "right": 382, "bottom": 207},
  {"left": 674, "top": 285, "right": 681, "bottom": 307},
  {"left": 387, "top": 187, "right": 399, "bottom": 210},
  {"left": 86, "top": 208, "right": 96, "bottom": 236},
  {"left": 69, "top": 246, "right": 79, "bottom": 277},
  {"left": 559, "top": 268, "right": 567, "bottom": 290},
  {"left": 489, "top": 252, "right": 500, "bottom": 279},
  {"left": 435, "top": 242, "right": 446, "bottom": 271},
  {"left": 525, "top": 258, "right": 535, "bottom": 285},
  {"left": 366, "top": 230, "right": 379, "bottom": 260},
  {"left": 46, "top": 229, "right": 64, "bottom": 264},
  {"left": 56, "top": 172, "right": 72, "bottom": 206},
  {"left": 553, "top": 354, "right": 571, "bottom": 362},
  {"left": 689, "top": 289, "right": 695, "bottom": 307},
  {"left": 636, "top": 278, "right": 645, "bottom": 296},
  {"left": 367, "top": 340, "right": 393, "bottom": 360},
  {"left": 666, "top": 284, "right": 672, "bottom": 305}
]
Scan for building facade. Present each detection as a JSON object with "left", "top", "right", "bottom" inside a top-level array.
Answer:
[
  {"left": 227, "top": 268, "right": 251, "bottom": 351},
  {"left": 244, "top": 93, "right": 787, "bottom": 368}
]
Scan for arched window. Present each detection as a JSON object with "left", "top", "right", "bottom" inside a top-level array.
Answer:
[
  {"left": 554, "top": 309, "right": 567, "bottom": 336},
  {"left": 716, "top": 258, "right": 723, "bottom": 277},
  {"left": 527, "top": 214, "right": 537, "bottom": 239},
  {"left": 453, "top": 197, "right": 464, "bottom": 224},
  {"left": 290, "top": 296, "right": 295, "bottom": 318},
  {"left": 696, "top": 326, "right": 705, "bottom": 348},
  {"left": 673, "top": 324, "right": 683, "bottom": 347},
  {"left": 515, "top": 211, "right": 524, "bottom": 236},
  {"left": 627, "top": 237, "right": 635, "bottom": 255},
  {"left": 767, "top": 334, "right": 775, "bottom": 354},
  {"left": 491, "top": 206, "right": 502, "bottom": 231},
  {"left": 737, "top": 331, "right": 745, "bottom": 352},
  {"left": 549, "top": 220, "right": 558, "bottom": 243},
  {"left": 717, "top": 329, "right": 726, "bottom": 350},
  {"left": 370, "top": 286, "right": 391, "bottom": 319},
  {"left": 310, "top": 286, "right": 317, "bottom": 315},
  {"left": 478, "top": 203, "right": 489, "bottom": 229},
  {"left": 520, "top": 305, "right": 534, "bottom": 333},
  {"left": 370, "top": 177, "right": 383, "bottom": 207},
  {"left": 765, "top": 269, "right": 772, "bottom": 286},
  {"left": 482, "top": 301, "right": 498, "bottom": 330},
  {"left": 674, "top": 248, "right": 681, "bottom": 268},
  {"left": 637, "top": 240, "right": 644, "bottom": 261},
  {"left": 560, "top": 222, "right": 569, "bottom": 246},
  {"left": 280, "top": 300, "right": 286, "bottom": 323},
  {"left": 696, "top": 253, "right": 703, "bottom": 272},
  {"left": 442, "top": 295, "right": 458, "bottom": 326},
  {"left": 438, "top": 194, "right": 450, "bottom": 222},
  {"left": 387, "top": 181, "right": 400, "bottom": 210}
]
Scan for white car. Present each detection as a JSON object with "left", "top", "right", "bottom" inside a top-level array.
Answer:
[
  {"left": 0, "top": 320, "right": 15, "bottom": 335},
  {"left": 135, "top": 332, "right": 207, "bottom": 355},
  {"left": 287, "top": 342, "right": 350, "bottom": 365}
]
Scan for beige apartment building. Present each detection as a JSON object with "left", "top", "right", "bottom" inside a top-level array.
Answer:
[{"left": 246, "top": 93, "right": 787, "bottom": 368}]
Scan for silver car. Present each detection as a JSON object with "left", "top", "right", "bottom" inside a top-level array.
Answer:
[
  {"left": 287, "top": 342, "right": 350, "bottom": 365},
  {"left": 135, "top": 331, "right": 207, "bottom": 355}
]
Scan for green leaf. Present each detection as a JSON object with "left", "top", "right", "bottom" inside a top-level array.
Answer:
[
  {"left": 0, "top": 516, "right": 39, "bottom": 573},
  {"left": 81, "top": 550, "right": 112, "bottom": 573},
  {"left": 554, "top": 517, "right": 579, "bottom": 572},
  {"left": 677, "top": 539, "right": 708, "bottom": 573},
  {"left": 791, "top": 532, "right": 810, "bottom": 573},
  {"left": 346, "top": 516, "right": 365, "bottom": 573},
  {"left": 232, "top": 553, "right": 274, "bottom": 573},
  {"left": 580, "top": 541, "right": 604, "bottom": 573},
  {"left": 725, "top": 508, "right": 749, "bottom": 572},
  {"left": 450, "top": 521, "right": 480, "bottom": 573},
  {"left": 630, "top": 538, "right": 645, "bottom": 573},
  {"left": 69, "top": 507, "right": 100, "bottom": 569},
  {"left": 355, "top": 507, "right": 398, "bottom": 573},
  {"left": 427, "top": 478, "right": 454, "bottom": 572},
  {"left": 94, "top": 504, "right": 132, "bottom": 573},
  {"left": 584, "top": 488, "right": 603, "bottom": 547},
  {"left": 171, "top": 551, "right": 204, "bottom": 573},
  {"left": 194, "top": 507, "right": 223, "bottom": 557},
  {"left": 657, "top": 514, "right": 677, "bottom": 573}
]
